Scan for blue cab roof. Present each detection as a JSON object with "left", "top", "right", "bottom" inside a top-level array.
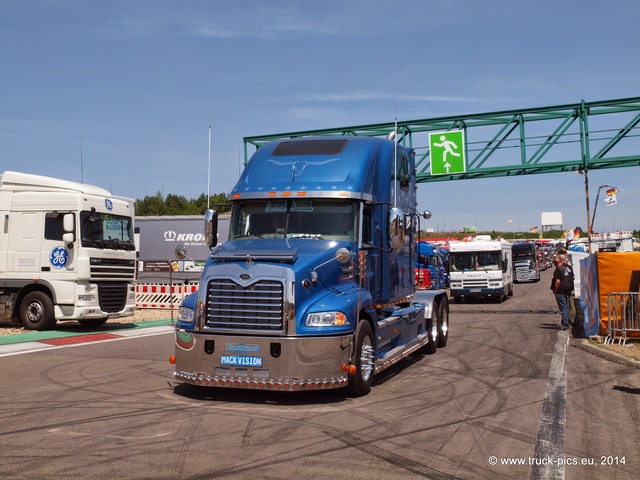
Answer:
[{"left": 231, "top": 136, "right": 412, "bottom": 202}]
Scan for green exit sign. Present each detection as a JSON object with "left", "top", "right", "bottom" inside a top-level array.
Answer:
[{"left": 429, "top": 130, "right": 466, "bottom": 175}]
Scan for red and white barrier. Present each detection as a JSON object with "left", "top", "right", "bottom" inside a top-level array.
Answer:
[{"left": 135, "top": 283, "right": 199, "bottom": 309}]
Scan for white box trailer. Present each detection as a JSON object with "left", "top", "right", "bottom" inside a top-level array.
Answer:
[
  {"left": 449, "top": 240, "right": 513, "bottom": 303},
  {"left": 134, "top": 215, "right": 230, "bottom": 283},
  {"left": 0, "top": 171, "right": 136, "bottom": 330}
]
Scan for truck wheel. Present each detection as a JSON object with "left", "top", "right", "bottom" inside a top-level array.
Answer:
[
  {"left": 78, "top": 318, "right": 108, "bottom": 328},
  {"left": 421, "top": 314, "right": 438, "bottom": 355},
  {"left": 20, "top": 291, "right": 56, "bottom": 331},
  {"left": 347, "top": 321, "right": 375, "bottom": 397},
  {"left": 437, "top": 300, "right": 449, "bottom": 348}
]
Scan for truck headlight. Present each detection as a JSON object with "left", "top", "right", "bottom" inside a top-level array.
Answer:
[
  {"left": 178, "top": 307, "right": 195, "bottom": 323},
  {"left": 305, "top": 311, "right": 347, "bottom": 327}
]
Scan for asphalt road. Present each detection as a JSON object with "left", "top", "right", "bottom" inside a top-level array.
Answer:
[{"left": 1, "top": 270, "right": 639, "bottom": 480}]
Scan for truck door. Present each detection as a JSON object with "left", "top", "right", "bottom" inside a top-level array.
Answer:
[
  {"left": 6, "top": 211, "right": 42, "bottom": 275},
  {"left": 38, "top": 212, "right": 75, "bottom": 303},
  {"left": 0, "top": 212, "right": 8, "bottom": 273}
]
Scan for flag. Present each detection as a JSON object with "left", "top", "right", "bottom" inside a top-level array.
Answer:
[
  {"left": 563, "top": 229, "right": 574, "bottom": 241},
  {"left": 606, "top": 187, "right": 618, "bottom": 196},
  {"left": 508, "top": 218, "right": 513, "bottom": 224},
  {"left": 573, "top": 227, "right": 582, "bottom": 238},
  {"left": 529, "top": 226, "right": 538, "bottom": 233},
  {"left": 605, "top": 193, "right": 617, "bottom": 206}
]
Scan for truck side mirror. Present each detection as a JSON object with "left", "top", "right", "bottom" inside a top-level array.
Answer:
[
  {"left": 62, "top": 213, "right": 74, "bottom": 244},
  {"left": 175, "top": 245, "right": 188, "bottom": 259},
  {"left": 204, "top": 209, "right": 218, "bottom": 249}
]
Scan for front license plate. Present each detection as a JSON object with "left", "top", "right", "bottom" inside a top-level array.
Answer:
[
  {"left": 470, "top": 288, "right": 481, "bottom": 293},
  {"left": 107, "top": 313, "right": 121, "bottom": 319},
  {"left": 221, "top": 355, "right": 263, "bottom": 367}
]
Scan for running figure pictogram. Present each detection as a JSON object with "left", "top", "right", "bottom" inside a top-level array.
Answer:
[{"left": 433, "top": 135, "right": 461, "bottom": 171}]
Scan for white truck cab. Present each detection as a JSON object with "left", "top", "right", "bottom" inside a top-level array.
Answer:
[
  {"left": 449, "top": 239, "right": 514, "bottom": 303},
  {"left": 0, "top": 171, "right": 136, "bottom": 330}
]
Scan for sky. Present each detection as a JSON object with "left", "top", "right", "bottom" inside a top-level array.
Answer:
[{"left": 1, "top": 0, "right": 639, "bottom": 233}]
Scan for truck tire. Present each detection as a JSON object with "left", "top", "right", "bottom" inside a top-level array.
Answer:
[
  {"left": 421, "top": 314, "right": 438, "bottom": 355},
  {"left": 437, "top": 300, "right": 449, "bottom": 348},
  {"left": 78, "top": 318, "right": 109, "bottom": 328},
  {"left": 20, "top": 291, "right": 56, "bottom": 331},
  {"left": 347, "top": 321, "right": 375, "bottom": 396}
]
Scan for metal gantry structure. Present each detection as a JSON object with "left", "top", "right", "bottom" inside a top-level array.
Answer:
[{"left": 243, "top": 96, "right": 640, "bottom": 237}]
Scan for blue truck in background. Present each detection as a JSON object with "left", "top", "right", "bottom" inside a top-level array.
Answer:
[
  {"left": 171, "top": 136, "right": 449, "bottom": 396},
  {"left": 416, "top": 241, "right": 449, "bottom": 290}
]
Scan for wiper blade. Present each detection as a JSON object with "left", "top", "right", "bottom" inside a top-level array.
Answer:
[{"left": 233, "top": 234, "right": 264, "bottom": 239}]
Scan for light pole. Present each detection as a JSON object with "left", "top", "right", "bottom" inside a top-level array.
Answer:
[{"left": 590, "top": 184, "right": 616, "bottom": 234}]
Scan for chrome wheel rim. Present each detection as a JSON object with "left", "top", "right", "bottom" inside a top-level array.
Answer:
[{"left": 360, "top": 339, "right": 374, "bottom": 382}]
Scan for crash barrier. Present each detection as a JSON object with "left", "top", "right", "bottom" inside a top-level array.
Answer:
[
  {"left": 605, "top": 292, "right": 640, "bottom": 345},
  {"left": 135, "top": 283, "right": 199, "bottom": 309}
]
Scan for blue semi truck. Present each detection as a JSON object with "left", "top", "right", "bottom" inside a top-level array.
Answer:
[
  {"left": 416, "top": 241, "right": 449, "bottom": 290},
  {"left": 171, "top": 136, "right": 449, "bottom": 396}
]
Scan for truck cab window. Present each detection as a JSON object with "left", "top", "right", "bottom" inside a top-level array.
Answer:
[
  {"left": 80, "top": 211, "right": 135, "bottom": 250},
  {"left": 398, "top": 155, "right": 410, "bottom": 191},
  {"left": 44, "top": 212, "right": 66, "bottom": 241},
  {"left": 230, "top": 199, "right": 358, "bottom": 241}
]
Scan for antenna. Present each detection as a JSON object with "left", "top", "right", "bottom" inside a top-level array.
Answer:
[
  {"left": 208, "top": 118, "right": 212, "bottom": 210},
  {"left": 80, "top": 136, "right": 84, "bottom": 183},
  {"left": 393, "top": 113, "right": 398, "bottom": 207}
]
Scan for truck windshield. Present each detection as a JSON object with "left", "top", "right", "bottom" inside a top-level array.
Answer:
[
  {"left": 230, "top": 199, "right": 357, "bottom": 241},
  {"left": 450, "top": 251, "right": 501, "bottom": 271},
  {"left": 80, "top": 211, "right": 135, "bottom": 250}
]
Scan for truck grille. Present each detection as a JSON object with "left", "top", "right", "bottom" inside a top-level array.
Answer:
[
  {"left": 515, "top": 265, "right": 537, "bottom": 282},
  {"left": 90, "top": 258, "right": 136, "bottom": 281},
  {"left": 98, "top": 283, "right": 128, "bottom": 313},
  {"left": 462, "top": 279, "right": 489, "bottom": 288},
  {"left": 205, "top": 279, "right": 284, "bottom": 332}
]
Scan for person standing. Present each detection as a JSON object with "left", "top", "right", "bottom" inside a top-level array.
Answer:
[
  {"left": 563, "top": 254, "right": 576, "bottom": 325},
  {"left": 551, "top": 255, "right": 574, "bottom": 330}
]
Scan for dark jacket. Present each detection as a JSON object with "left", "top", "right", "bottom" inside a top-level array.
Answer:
[{"left": 551, "top": 264, "right": 574, "bottom": 295}]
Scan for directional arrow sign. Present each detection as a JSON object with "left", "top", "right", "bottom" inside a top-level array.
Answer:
[{"left": 429, "top": 130, "right": 466, "bottom": 175}]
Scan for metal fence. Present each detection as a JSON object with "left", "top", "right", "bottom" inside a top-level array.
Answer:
[{"left": 605, "top": 292, "right": 640, "bottom": 345}]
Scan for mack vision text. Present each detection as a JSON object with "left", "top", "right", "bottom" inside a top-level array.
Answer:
[
  {"left": 172, "top": 136, "right": 449, "bottom": 396},
  {"left": 0, "top": 171, "right": 136, "bottom": 330}
]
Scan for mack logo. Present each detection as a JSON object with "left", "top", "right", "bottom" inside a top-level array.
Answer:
[
  {"left": 225, "top": 343, "right": 260, "bottom": 353},
  {"left": 267, "top": 158, "right": 340, "bottom": 177},
  {"left": 164, "top": 230, "right": 205, "bottom": 242}
]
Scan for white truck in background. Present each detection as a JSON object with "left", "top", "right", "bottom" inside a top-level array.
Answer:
[
  {"left": 0, "top": 171, "right": 136, "bottom": 330},
  {"left": 448, "top": 237, "right": 514, "bottom": 303}
]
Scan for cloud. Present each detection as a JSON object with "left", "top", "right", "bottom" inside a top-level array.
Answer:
[
  {"left": 292, "top": 91, "right": 482, "bottom": 103},
  {"left": 190, "top": 21, "right": 338, "bottom": 40}
]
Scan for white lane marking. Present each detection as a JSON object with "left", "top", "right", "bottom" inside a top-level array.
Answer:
[
  {"left": 49, "top": 427, "right": 171, "bottom": 440},
  {"left": 530, "top": 331, "right": 569, "bottom": 480}
]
